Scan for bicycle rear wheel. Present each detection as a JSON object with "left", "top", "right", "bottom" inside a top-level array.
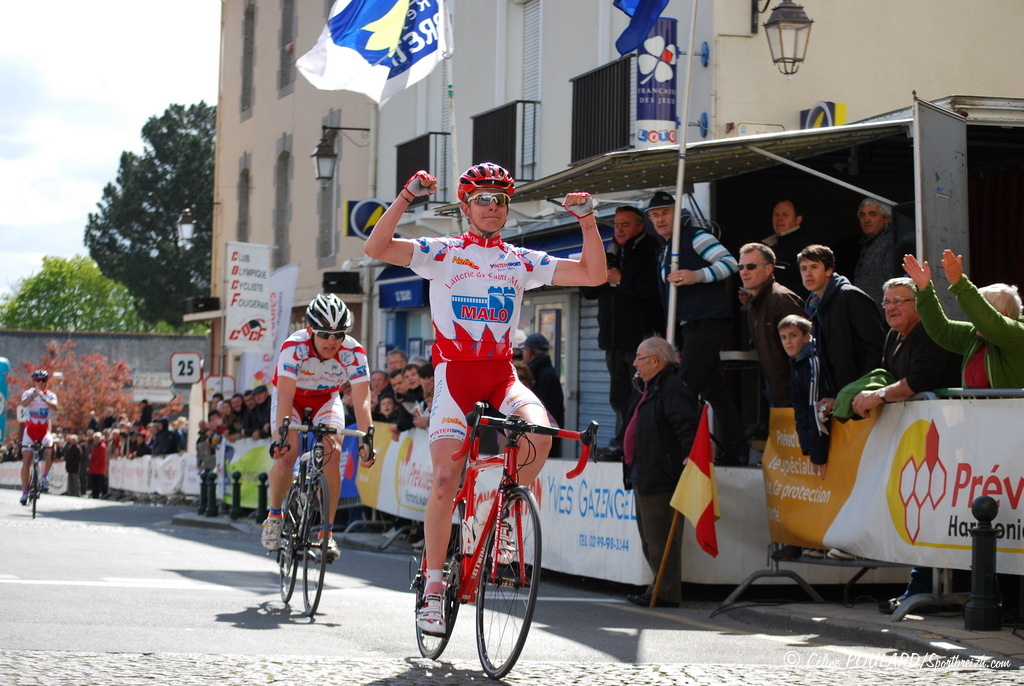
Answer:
[
  {"left": 302, "top": 473, "right": 330, "bottom": 616},
  {"left": 277, "top": 486, "right": 301, "bottom": 603},
  {"left": 475, "top": 486, "right": 542, "bottom": 679},
  {"left": 415, "top": 522, "right": 462, "bottom": 659}
]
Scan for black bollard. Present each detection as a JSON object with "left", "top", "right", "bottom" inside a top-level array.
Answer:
[
  {"left": 204, "top": 471, "right": 219, "bottom": 517},
  {"left": 256, "top": 472, "right": 269, "bottom": 523},
  {"left": 197, "top": 469, "right": 209, "bottom": 515},
  {"left": 230, "top": 471, "right": 242, "bottom": 520},
  {"left": 964, "top": 495, "right": 1001, "bottom": 631}
]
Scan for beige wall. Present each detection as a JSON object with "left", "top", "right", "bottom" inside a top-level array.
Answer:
[{"left": 712, "top": 0, "right": 1024, "bottom": 134}]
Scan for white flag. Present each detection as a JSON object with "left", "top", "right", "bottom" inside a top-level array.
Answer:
[{"left": 297, "top": 0, "right": 452, "bottom": 105}]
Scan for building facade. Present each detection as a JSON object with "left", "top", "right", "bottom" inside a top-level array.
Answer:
[{"left": 210, "top": 0, "right": 1024, "bottom": 445}]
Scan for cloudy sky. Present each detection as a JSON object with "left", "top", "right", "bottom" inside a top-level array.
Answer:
[{"left": 0, "top": 1, "right": 222, "bottom": 298}]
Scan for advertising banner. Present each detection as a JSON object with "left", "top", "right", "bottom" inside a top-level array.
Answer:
[
  {"left": 224, "top": 242, "right": 273, "bottom": 353},
  {"left": 635, "top": 17, "right": 677, "bottom": 149},
  {"left": 763, "top": 399, "right": 1024, "bottom": 575},
  {"left": 237, "top": 263, "right": 300, "bottom": 391}
]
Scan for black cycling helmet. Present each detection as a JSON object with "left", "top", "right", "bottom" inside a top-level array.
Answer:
[
  {"left": 305, "top": 293, "right": 353, "bottom": 333},
  {"left": 31, "top": 369, "right": 49, "bottom": 381}
]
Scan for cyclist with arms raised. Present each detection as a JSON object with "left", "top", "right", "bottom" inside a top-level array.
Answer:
[
  {"left": 365, "top": 163, "right": 606, "bottom": 634},
  {"left": 260, "top": 294, "right": 375, "bottom": 561},
  {"left": 19, "top": 369, "right": 59, "bottom": 505}
]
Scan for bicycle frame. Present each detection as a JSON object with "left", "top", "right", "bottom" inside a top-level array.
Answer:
[{"left": 450, "top": 403, "right": 598, "bottom": 604}]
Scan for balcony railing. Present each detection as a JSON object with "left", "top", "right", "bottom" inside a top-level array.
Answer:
[
  {"left": 396, "top": 132, "right": 452, "bottom": 206},
  {"left": 471, "top": 100, "right": 540, "bottom": 184},
  {"left": 570, "top": 57, "right": 633, "bottom": 164}
]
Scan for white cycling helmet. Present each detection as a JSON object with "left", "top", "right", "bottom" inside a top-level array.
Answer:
[{"left": 305, "top": 293, "right": 353, "bottom": 333}]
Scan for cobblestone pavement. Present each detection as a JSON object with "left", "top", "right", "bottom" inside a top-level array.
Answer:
[{"left": 2, "top": 651, "right": 1021, "bottom": 686}]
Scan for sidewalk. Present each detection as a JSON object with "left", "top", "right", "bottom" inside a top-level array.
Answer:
[{"left": 175, "top": 512, "right": 1024, "bottom": 669}]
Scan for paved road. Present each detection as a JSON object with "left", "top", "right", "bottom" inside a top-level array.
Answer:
[{"left": 1, "top": 490, "right": 1017, "bottom": 685}]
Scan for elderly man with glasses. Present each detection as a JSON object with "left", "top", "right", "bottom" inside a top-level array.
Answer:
[
  {"left": 850, "top": 276, "right": 961, "bottom": 417},
  {"left": 619, "top": 336, "right": 700, "bottom": 609}
]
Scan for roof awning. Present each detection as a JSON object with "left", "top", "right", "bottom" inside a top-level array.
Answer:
[{"left": 510, "top": 119, "right": 913, "bottom": 203}]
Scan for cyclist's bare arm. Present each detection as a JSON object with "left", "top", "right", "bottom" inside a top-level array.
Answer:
[
  {"left": 364, "top": 170, "right": 437, "bottom": 266},
  {"left": 551, "top": 193, "right": 607, "bottom": 288},
  {"left": 270, "top": 377, "right": 296, "bottom": 459}
]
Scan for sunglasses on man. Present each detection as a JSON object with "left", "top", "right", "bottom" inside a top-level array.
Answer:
[
  {"left": 312, "top": 330, "right": 346, "bottom": 340},
  {"left": 467, "top": 192, "right": 511, "bottom": 207}
]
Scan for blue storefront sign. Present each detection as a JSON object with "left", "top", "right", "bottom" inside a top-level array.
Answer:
[{"left": 378, "top": 266, "right": 427, "bottom": 309}]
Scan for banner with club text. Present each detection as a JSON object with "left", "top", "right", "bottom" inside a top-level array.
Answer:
[
  {"left": 224, "top": 242, "right": 273, "bottom": 352},
  {"left": 763, "top": 399, "right": 1024, "bottom": 574}
]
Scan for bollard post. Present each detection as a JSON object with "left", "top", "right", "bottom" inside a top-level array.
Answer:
[
  {"left": 197, "top": 469, "right": 209, "bottom": 515},
  {"left": 256, "top": 472, "right": 269, "bottom": 523},
  {"left": 230, "top": 471, "right": 242, "bottom": 520},
  {"left": 204, "top": 471, "right": 219, "bottom": 517},
  {"left": 965, "top": 495, "right": 1001, "bottom": 631}
]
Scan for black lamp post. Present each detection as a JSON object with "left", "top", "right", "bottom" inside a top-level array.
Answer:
[
  {"left": 312, "top": 136, "right": 338, "bottom": 183},
  {"left": 763, "top": 1, "right": 813, "bottom": 75}
]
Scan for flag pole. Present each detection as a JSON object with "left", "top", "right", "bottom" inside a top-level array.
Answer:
[
  {"left": 665, "top": 0, "right": 700, "bottom": 346},
  {"left": 650, "top": 511, "right": 682, "bottom": 607}
]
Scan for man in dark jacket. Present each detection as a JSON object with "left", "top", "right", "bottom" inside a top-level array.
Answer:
[
  {"left": 798, "top": 244, "right": 885, "bottom": 401},
  {"left": 618, "top": 336, "right": 700, "bottom": 609},
  {"left": 581, "top": 205, "right": 663, "bottom": 453},
  {"left": 519, "top": 333, "right": 565, "bottom": 427}
]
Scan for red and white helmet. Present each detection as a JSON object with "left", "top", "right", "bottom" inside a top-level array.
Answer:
[{"left": 457, "top": 163, "right": 515, "bottom": 201}]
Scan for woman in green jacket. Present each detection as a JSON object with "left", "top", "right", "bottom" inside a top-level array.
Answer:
[{"left": 903, "top": 250, "right": 1024, "bottom": 388}]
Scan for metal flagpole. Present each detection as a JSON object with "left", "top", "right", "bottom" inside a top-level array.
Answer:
[
  {"left": 665, "top": 0, "right": 700, "bottom": 347},
  {"left": 650, "top": 0, "right": 701, "bottom": 608}
]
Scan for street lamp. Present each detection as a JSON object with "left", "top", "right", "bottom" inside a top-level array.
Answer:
[
  {"left": 177, "top": 208, "right": 196, "bottom": 246},
  {"left": 311, "top": 125, "right": 371, "bottom": 184},
  {"left": 763, "top": 1, "right": 813, "bottom": 75}
]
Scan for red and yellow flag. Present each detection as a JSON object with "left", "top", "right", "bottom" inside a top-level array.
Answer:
[{"left": 669, "top": 404, "right": 720, "bottom": 557}]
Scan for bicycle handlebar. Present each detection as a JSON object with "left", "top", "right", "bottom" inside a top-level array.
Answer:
[
  {"left": 271, "top": 417, "right": 375, "bottom": 462},
  {"left": 451, "top": 401, "right": 599, "bottom": 479}
]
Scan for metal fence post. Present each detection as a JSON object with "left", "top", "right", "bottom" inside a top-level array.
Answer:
[
  {"left": 197, "top": 469, "right": 209, "bottom": 515},
  {"left": 204, "top": 471, "right": 219, "bottom": 517},
  {"left": 230, "top": 471, "right": 242, "bottom": 520},
  {"left": 965, "top": 495, "right": 1001, "bottom": 631},
  {"left": 256, "top": 472, "right": 269, "bottom": 523}
]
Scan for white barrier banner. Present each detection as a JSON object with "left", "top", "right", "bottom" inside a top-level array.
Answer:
[
  {"left": 122, "top": 456, "right": 151, "bottom": 493},
  {"left": 826, "top": 398, "right": 1024, "bottom": 573},
  {"left": 152, "top": 454, "right": 186, "bottom": 495}
]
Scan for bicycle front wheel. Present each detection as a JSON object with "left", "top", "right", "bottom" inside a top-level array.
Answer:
[
  {"left": 475, "top": 486, "right": 542, "bottom": 679},
  {"left": 278, "top": 486, "right": 301, "bottom": 603},
  {"left": 415, "top": 522, "right": 462, "bottom": 659},
  {"left": 302, "top": 474, "right": 330, "bottom": 616},
  {"left": 29, "top": 462, "right": 39, "bottom": 522}
]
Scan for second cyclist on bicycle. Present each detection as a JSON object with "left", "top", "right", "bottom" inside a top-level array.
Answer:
[{"left": 261, "top": 294, "right": 375, "bottom": 562}]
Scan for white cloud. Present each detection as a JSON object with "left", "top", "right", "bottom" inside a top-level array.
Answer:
[{"left": 0, "top": 0, "right": 222, "bottom": 297}]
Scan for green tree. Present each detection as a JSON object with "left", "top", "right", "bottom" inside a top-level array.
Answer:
[
  {"left": 85, "top": 102, "right": 215, "bottom": 327},
  {"left": 0, "top": 256, "right": 151, "bottom": 332}
]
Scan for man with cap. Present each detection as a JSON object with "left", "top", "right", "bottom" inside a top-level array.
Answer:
[
  {"left": 519, "top": 333, "right": 565, "bottom": 429},
  {"left": 580, "top": 205, "right": 664, "bottom": 456},
  {"left": 646, "top": 191, "right": 748, "bottom": 465}
]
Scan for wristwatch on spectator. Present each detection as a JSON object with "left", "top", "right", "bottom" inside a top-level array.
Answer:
[{"left": 878, "top": 387, "right": 888, "bottom": 402}]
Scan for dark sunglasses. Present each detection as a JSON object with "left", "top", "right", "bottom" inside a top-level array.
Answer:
[
  {"left": 739, "top": 262, "right": 769, "bottom": 271},
  {"left": 313, "top": 330, "right": 346, "bottom": 340},
  {"left": 468, "top": 192, "right": 511, "bottom": 207}
]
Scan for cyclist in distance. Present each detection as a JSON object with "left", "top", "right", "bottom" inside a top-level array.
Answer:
[
  {"left": 365, "top": 163, "right": 606, "bottom": 634},
  {"left": 19, "top": 369, "right": 59, "bottom": 505},
  {"left": 261, "top": 294, "right": 375, "bottom": 562}
]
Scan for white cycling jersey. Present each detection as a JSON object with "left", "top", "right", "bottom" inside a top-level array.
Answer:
[
  {"left": 408, "top": 232, "right": 559, "bottom": 363},
  {"left": 273, "top": 329, "right": 369, "bottom": 404},
  {"left": 21, "top": 388, "right": 57, "bottom": 445}
]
